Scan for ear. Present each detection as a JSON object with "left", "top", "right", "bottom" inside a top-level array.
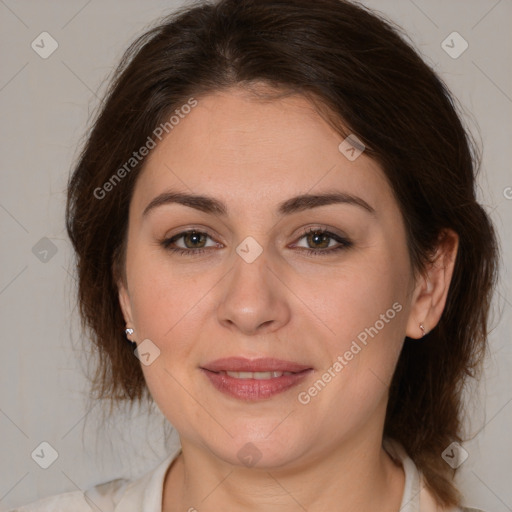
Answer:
[
  {"left": 117, "top": 279, "right": 135, "bottom": 327},
  {"left": 405, "top": 229, "right": 459, "bottom": 339}
]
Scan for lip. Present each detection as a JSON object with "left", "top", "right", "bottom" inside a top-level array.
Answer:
[
  {"left": 201, "top": 357, "right": 311, "bottom": 373},
  {"left": 200, "top": 357, "right": 313, "bottom": 401}
]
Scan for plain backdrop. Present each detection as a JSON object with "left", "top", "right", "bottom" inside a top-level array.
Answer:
[{"left": 0, "top": 0, "right": 511, "bottom": 510}]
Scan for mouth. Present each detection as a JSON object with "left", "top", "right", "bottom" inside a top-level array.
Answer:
[
  {"left": 216, "top": 370, "right": 296, "bottom": 379},
  {"left": 201, "top": 357, "right": 311, "bottom": 373},
  {"left": 200, "top": 357, "right": 313, "bottom": 401}
]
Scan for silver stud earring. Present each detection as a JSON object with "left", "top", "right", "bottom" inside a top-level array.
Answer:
[
  {"left": 125, "top": 328, "right": 136, "bottom": 348},
  {"left": 419, "top": 323, "right": 426, "bottom": 337}
]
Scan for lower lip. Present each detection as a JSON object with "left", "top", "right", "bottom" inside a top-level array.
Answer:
[{"left": 201, "top": 369, "right": 312, "bottom": 401}]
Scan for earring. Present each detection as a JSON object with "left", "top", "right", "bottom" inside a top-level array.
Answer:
[
  {"left": 419, "top": 323, "right": 427, "bottom": 337},
  {"left": 125, "top": 328, "right": 137, "bottom": 348}
]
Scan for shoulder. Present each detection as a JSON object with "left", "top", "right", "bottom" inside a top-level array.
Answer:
[
  {"left": 383, "top": 437, "right": 489, "bottom": 512},
  {"left": 418, "top": 468, "right": 489, "bottom": 512},
  {"left": 8, "top": 478, "right": 130, "bottom": 512},
  {"left": 418, "top": 472, "right": 489, "bottom": 512},
  {"left": 9, "top": 450, "right": 180, "bottom": 512},
  {"left": 420, "top": 484, "right": 489, "bottom": 512}
]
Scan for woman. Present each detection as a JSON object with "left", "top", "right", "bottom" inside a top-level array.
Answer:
[{"left": 14, "top": 0, "right": 498, "bottom": 510}]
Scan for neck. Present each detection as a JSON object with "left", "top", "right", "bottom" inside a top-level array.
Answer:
[{"left": 162, "top": 432, "right": 405, "bottom": 512}]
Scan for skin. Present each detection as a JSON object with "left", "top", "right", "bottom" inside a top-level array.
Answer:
[{"left": 117, "top": 84, "right": 459, "bottom": 512}]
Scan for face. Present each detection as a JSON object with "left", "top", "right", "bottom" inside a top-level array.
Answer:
[{"left": 118, "top": 85, "right": 424, "bottom": 468}]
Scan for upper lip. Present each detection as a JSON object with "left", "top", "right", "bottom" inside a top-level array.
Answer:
[{"left": 201, "top": 357, "right": 312, "bottom": 373}]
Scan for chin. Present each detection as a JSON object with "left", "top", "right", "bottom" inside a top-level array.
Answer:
[{"left": 205, "top": 428, "right": 308, "bottom": 470}]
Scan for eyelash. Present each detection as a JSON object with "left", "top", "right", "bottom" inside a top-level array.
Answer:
[{"left": 160, "top": 227, "right": 352, "bottom": 257}]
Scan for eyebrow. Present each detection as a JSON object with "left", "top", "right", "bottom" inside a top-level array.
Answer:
[{"left": 142, "top": 189, "right": 376, "bottom": 218}]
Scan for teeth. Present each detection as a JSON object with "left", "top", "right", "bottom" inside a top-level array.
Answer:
[{"left": 224, "top": 371, "right": 294, "bottom": 379}]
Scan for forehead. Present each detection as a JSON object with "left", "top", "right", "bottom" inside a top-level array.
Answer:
[{"left": 130, "top": 87, "right": 394, "bottom": 220}]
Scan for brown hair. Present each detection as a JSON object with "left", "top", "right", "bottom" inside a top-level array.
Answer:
[{"left": 65, "top": 0, "right": 499, "bottom": 506}]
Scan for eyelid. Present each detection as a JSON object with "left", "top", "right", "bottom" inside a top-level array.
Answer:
[
  {"left": 160, "top": 225, "right": 352, "bottom": 257},
  {"left": 293, "top": 224, "right": 346, "bottom": 242},
  {"left": 162, "top": 228, "right": 223, "bottom": 249},
  {"left": 164, "top": 225, "right": 223, "bottom": 242},
  {"left": 289, "top": 226, "right": 352, "bottom": 250},
  {"left": 162, "top": 225, "right": 345, "bottom": 245}
]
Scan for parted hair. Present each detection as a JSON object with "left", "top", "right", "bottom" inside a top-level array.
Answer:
[{"left": 65, "top": 0, "right": 499, "bottom": 507}]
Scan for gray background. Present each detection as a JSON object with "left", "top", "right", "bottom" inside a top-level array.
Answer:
[{"left": 0, "top": 0, "right": 511, "bottom": 510}]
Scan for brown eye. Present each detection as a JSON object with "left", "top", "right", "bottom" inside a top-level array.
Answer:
[
  {"left": 161, "top": 230, "right": 219, "bottom": 255},
  {"left": 305, "top": 230, "right": 331, "bottom": 249},
  {"left": 294, "top": 227, "right": 353, "bottom": 256},
  {"left": 181, "top": 231, "right": 208, "bottom": 249}
]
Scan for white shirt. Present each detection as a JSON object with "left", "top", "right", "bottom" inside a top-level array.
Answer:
[{"left": 10, "top": 439, "right": 486, "bottom": 512}]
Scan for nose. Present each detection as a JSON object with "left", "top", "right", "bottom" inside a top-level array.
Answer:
[{"left": 216, "top": 249, "right": 291, "bottom": 336}]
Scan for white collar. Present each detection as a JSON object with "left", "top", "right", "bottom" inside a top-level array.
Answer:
[
  {"left": 383, "top": 437, "right": 422, "bottom": 511},
  {"left": 114, "top": 450, "right": 180, "bottom": 512}
]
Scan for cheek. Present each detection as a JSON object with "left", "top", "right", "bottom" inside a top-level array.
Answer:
[
  {"left": 308, "top": 241, "right": 409, "bottom": 349},
  {"left": 307, "top": 239, "right": 410, "bottom": 397},
  {"left": 127, "top": 245, "right": 205, "bottom": 340},
  {"left": 127, "top": 260, "right": 211, "bottom": 429}
]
